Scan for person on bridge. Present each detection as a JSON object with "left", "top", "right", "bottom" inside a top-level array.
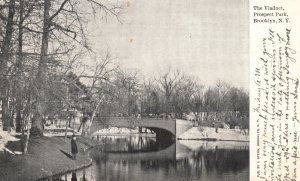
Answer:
[{"left": 71, "top": 135, "right": 78, "bottom": 160}]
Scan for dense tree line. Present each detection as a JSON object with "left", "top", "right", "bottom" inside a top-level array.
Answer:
[{"left": 80, "top": 68, "right": 249, "bottom": 130}]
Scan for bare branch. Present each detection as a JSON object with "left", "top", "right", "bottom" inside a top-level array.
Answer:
[{"left": 49, "top": 0, "right": 69, "bottom": 21}]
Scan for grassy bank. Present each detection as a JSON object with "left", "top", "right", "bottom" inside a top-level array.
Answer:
[{"left": 0, "top": 136, "right": 92, "bottom": 181}]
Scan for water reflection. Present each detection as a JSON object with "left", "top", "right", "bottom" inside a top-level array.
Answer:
[
  {"left": 92, "top": 135, "right": 160, "bottom": 152},
  {"left": 175, "top": 149, "right": 249, "bottom": 177},
  {"left": 57, "top": 136, "right": 249, "bottom": 181}
]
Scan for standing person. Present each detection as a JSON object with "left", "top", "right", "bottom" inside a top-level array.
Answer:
[
  {"left": 71, "top": 135, "right": 78, "bottom": 160},
  {"left": 71, "top": 172, "right": 77, "bottom": 181}
]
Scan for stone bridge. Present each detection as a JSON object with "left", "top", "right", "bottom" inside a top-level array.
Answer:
[
  {"left": 89, "top": 117, "right": 175, "bottom": 135},
  {"left": 88, "top": 117, "right": 193, "bottom": 141}
]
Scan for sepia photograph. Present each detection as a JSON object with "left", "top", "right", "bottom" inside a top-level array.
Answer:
[{"left": 0, "top": 0, "right": 250, "bottom": 180}]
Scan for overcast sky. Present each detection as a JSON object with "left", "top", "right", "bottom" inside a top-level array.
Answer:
[{"left": 88, "top": 0, "right": 249, "bottom": 89}]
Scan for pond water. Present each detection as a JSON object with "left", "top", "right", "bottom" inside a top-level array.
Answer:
[{"left": 55, "top": 135, "right": 249, "bottom": 181}]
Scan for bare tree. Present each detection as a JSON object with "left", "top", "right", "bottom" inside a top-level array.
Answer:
[
  {"left": 29, "top": 0, "right": 123, "bottom": 136},
  {"left": 74, "top": 53, "right": 118, "bottom": 134},
  {"left": 141, "top": 78, "right": 160, "bottom": 117},
  {"left": 0, "top": 0, "right": 16, "bottom": 131},
  {"left": 158, "top": 68, "right": 183, "bottom": 118},
  {"left": 117, "top": 69, "right": 140, "bottom": 116},
  {"left": 215, "top": 80, "right": 230, "bottom": 113},
  {"left": 188, "top": 83, "right": 205, "bottom": 123}
]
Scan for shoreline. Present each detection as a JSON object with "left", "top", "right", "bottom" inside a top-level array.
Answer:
[
  {"left": 178, "top": 127, "right": 249, "bottom": 142},
  {"left": 0, "top": 136, "right": 95, "bottom": 181},
  {"left": 177, "top": 137, "right": 249, "bottom": 142},
  {"left": 37, "top": 160, "right": 93, "bottom": 181}
]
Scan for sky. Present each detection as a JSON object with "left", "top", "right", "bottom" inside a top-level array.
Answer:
[{"left": 88, "top": 0, "right": 249, "bottom": 89}]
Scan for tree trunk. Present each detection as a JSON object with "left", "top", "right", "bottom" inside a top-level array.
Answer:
[
  {"left": 128, "top": 91, "right": 131, "bottom": 116},
  {"left": 22, "top": 103, "right": 31, "bottom": 154},
  {"left": 64, "top": 115, "right": 71, "bottom": 142},
  {"left": 15, "top": 0, "right": 24, "bottom": 132},
  {"left": 23, "top": 118, "right": 30, "bottom": 154},
  {"left": 165, "top": 95, "right": 170, "bottom": 119},
  {"left": 0, "top": 0, "right": 15, "bottom": 131},
  {"left": 15, "top": 109, "right": 22, "bottom": 132},
  {"left": 88, "top": 95, "right": 105, "bottom": 135},
  {"left": 31, "top": 0, "right": 50, "bottom": 136},
  {"left": 82, "top": 122, "right": 86, "bottom": 136},
  {"left": 1, "top": 96, "right": 10, "bottom": 131}
]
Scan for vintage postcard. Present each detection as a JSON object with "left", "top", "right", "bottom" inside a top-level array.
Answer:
[{"left": 0, "top": 0, "right": 298, "bottom": 180}]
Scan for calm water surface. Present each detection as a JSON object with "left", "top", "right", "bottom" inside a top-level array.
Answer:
[{"left": 58, "top": 135, "right": 249, "bottom": 181}]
